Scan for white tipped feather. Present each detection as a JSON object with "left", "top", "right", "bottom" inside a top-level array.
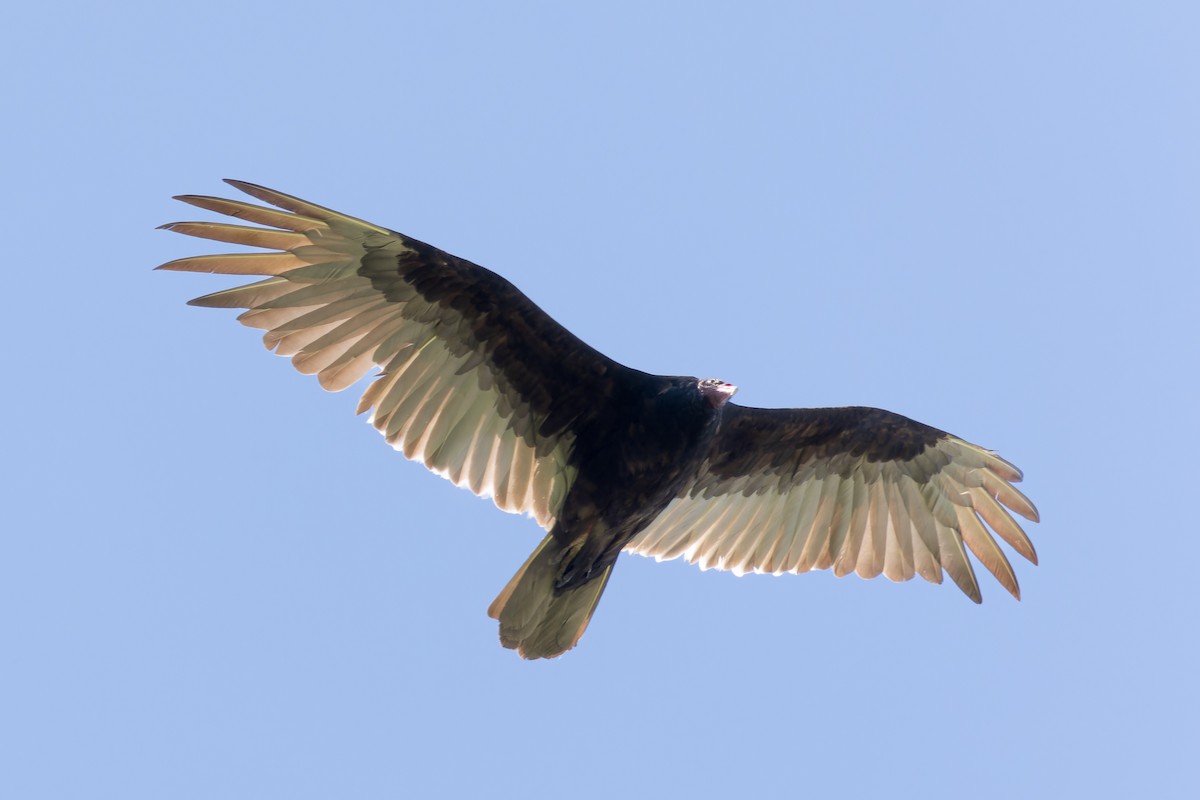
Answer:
[
  {"left": 269, "top": 320, "right": 345, "bottom": 358},
  {"left": 759, "top": 479, "right": 806, "bottom": 574},
  {"left": 970, "top": 487, "right": 1038, "bottom": 564},
  {"left": 976, "top": 447, "right": 1024, "bottom": 482},
  {"left": 855, "top": 480, "right": 888, "bottom": 580},
  {"left": 746, "top": 495, "right": 790, "bottom": 574},
  {"left": 292, "top": 306, "right": 394, "bottom": 374},
  {"left": 640, "top": 512, "right": 696, "bottom": 562},
  {"left": 238, "top": 305, "right": 318, "bottom": 332},
  {"left": 980, "top": 469, "right": 1040, "bottom": 522},
  {"left": 723, "top": 495, "right": 777, "bottom": 575},
  {"left": 158, "top": 252, "right": 305, "bottom": 276},
  {"left": 956, "top": 504, "right": 1019, "bottom": 599},
  {"left": 430, "top": 391, "right": 499, "bottom": 478},
  {"left": 624, "top": 500, "right": 679, "bottom": 555},
  {"left": 486, "top": 424, "right": 518, "bottom": 508},
  {"left": 259, "top": 281, "right": 376, "bottom": 310},
  {"left": 225, "top": 180, "right": 393, "bottom": 234},
  {"left": 910, "top": 516, "right": 943, "bottom": 584},
  {"left": 898, "top": 476, "right": 941, "bottom": 565},
  {"left": 379, "top": 348, "right": 450, "bottom": 441},
  {"left": 159, "top": 221, "right": 311, "bottom": 250},
  {"left": 883, "top": 478, "right": 915, "bottom": 582},
  {"left": 505, "top": 436, "right": 537, "bottom": 514},
  {"left": 464, "top": 416, "right": 501, "bottom": 496},
  {"left": 658, "top": 496, "right": 726, "bottom": 561},
  {"left": 313, "top": 319, "right": 410, "bottom": 391},
  {"left": 188, "top": 278, "right": 294, "bottom": 309},
  {"left": 832, "top": 472, "right": 869, "bottom": 578},
  {"left": 422, "top": 382, "right": 493, "bottom": 471},
  {"left": 396, "top": 371, "right": 456, "bottom": 457},
  {"left": 819, "top": 474, "right": 857, "bottom": 572},
  {"left": 272, "top": 295, "right": 382, "bottom": 334},
  {"left": 688, "top": 494, "right": 749, "bottom": 570},
  {"left": 173, "top": 194, "right": 327, "bottom": 231},
  {"left": 404, "top": 378, "right": 455, "bottom": 461},
  {"left": 796, "top": 475, "right": 841, "bottom": 573},
  {"left": 936, "top": 519, "right": 981, "bottom": 602},
  {"left": 779, "top": 477, "right": 826, "bottom": 573},
  {"left": 317, "top": 348, "right": 377, "bottom": 392}
]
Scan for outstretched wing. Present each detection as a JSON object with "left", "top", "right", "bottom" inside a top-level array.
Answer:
[
  {"left": 159, "top": 181, "right": 652, "bottom": 528},
  {"left": 625, "top": 404, "right": 1039, "bottom": 601}
]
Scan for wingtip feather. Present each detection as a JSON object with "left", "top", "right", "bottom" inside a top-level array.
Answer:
[{"left": 224, "top": 178, "right": 259, "bottom": 193}]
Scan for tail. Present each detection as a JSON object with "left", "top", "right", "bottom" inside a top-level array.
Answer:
[{"left": 487, "top": 533, "right": 614, "bottom": 659}]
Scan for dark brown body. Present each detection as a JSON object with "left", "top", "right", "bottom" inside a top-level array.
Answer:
[{"left": 554, "top": 377, "right": 723, "bottom": 591}]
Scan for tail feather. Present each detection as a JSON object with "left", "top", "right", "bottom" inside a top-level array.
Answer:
[{"left": 488, "top": 533, "right": 613, "bottom": 659}]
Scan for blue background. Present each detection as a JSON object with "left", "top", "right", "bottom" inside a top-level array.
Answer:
[{"left": 4, "top": 3, "right": 1196, "bottom": 797}]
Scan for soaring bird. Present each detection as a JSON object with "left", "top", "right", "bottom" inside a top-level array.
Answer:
[{"left": 159, "top": 181, "right": 1040, "bottom": 659}]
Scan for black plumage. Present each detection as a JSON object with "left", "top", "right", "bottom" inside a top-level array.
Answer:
[{"left": 159, "top": 181, "right": 1040, "bottom": 659}]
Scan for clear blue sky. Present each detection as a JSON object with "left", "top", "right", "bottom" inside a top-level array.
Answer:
[{"left": 3, "top": 3, "right": 1197, "bottom": 798}]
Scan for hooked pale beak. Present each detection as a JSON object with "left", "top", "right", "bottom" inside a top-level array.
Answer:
[{"left": 702, "top": 381, "right": 738, "bottom": 408}]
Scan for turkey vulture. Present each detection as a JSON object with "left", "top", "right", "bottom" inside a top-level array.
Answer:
[{"left": 159, "top": 181, "right": 1040, "bottom": 659}]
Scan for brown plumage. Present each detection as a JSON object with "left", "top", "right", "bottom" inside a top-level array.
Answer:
[{"left": 159, "top": 181, "right": 1040, "bottom": 659}]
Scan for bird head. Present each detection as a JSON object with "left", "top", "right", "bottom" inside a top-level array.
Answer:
[{"left": 698, "top": 378, "right": 738, "bottom": 408}]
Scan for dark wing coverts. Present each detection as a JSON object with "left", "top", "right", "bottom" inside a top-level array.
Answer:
[
  {"left": 626, "top": 405, "right": 1039, "bottom": 601},
  {"left": 159, "top": 180, "right": 645, "bottom": 528}
]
